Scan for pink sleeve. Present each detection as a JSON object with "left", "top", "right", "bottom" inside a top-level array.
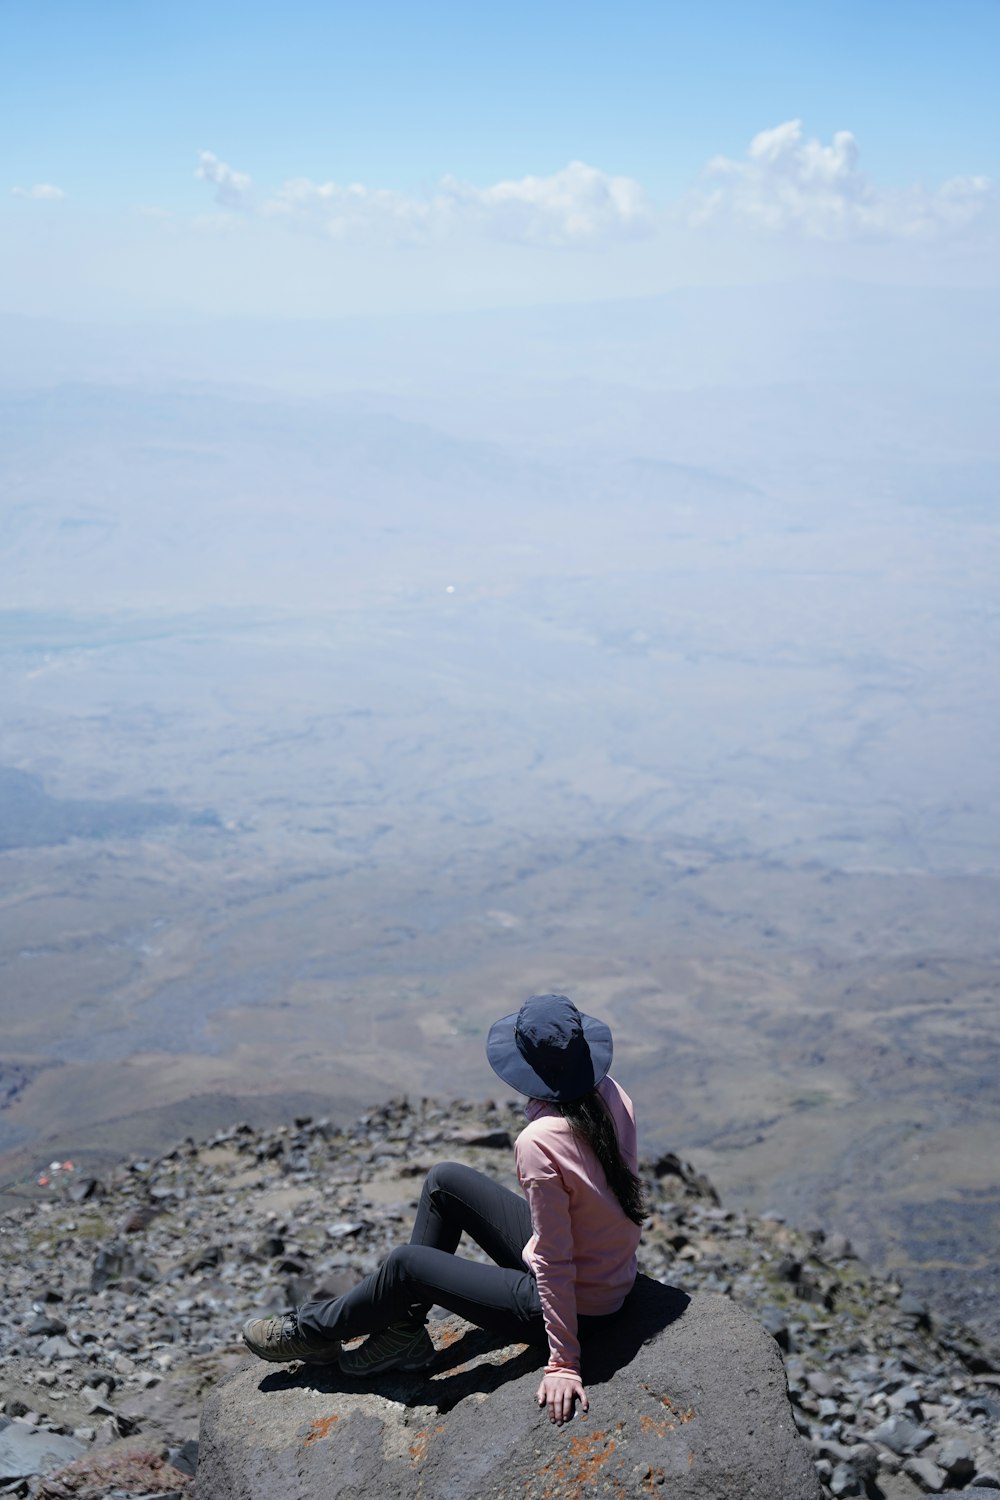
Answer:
[{"left": 518, "top": 1135, "right": 580, "bottom": 1378}]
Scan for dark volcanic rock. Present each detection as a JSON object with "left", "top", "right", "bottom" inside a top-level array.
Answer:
[
  {"left": 67, "top": 1177, "right": 103, "bottom": 1205},
  {"left": 196, "top": 1283, "right": 821, "bottom": 1500},
  {"left": 447, "top": 1128, "right": 514, "bottom": 1150},
  {"left": 651, "top": 1151, "right": 720, "bottom": 1204}
]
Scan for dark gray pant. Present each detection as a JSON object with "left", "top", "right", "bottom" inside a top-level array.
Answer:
[{"left": 296, "top": 1161, "right": 546, "bottom": 1341}]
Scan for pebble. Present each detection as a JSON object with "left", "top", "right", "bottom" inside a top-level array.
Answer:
[
  {"left": 903, "top": 1454, "right": 946, "bottom": 1491},
  {"left": 870, "top": 1412, "right": 935, "bottom": 1454},
  {"left": 938, "top": 1435, "right": 975, "bottom": 1481}
]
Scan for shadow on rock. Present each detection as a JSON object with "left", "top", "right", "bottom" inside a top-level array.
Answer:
[
  {"left": 258, "top": 1323, "right": 544, "bottom": 1415},
  {"left": 583, "top": 1277, "right": 690, "bottom": 1386},
  {"left": 257, "top": 1276, "right": 689, "bottom": 1415}
]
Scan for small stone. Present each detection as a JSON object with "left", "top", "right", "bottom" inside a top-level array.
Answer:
[
  {"left": 325, "top": 1221, "right": 364, "bottom": 1240},
  {"left": 25, "top": 1315, "right": 67, "bottom": 1337},
  {"left": 168, "top": 1437, "right": 199, "bottom": 1476},
  {"left": 121, "top": 1204, "right": 160, "bottom": 1233},
  {"left": 830, "top": 1461, "right": 861, "bottom": 1497},
  {"left": 186, "top": 1244, "right": 224, "bottom": 1271},
  {"left": 79, "top": 1385, "right": 115, "bottom": 1416},
  {"left": 848, "top": 1445, "right": 880, "bottom": 1484},
  {"left": 870, "top": 1413, "right": 935, "bottom": 1455},
  {"left": 937, "top": 1436, "right": 975, "bottom": 1482},
  {"left": 897, "top": 1294, "right": 932, "bottom": 1329},
  {"left": 91, "top": 1241, "right": 131, "bottom": 1291},
  {"left": 448, "top": 1128, "right": 513, "bottom": 1150},
  {"left": 92, "top": 1414, "right": 120, "bottom": 1447},
  {"left": 902, "top": 1455, "right": 946, "bottom": 1492},
  {"left": 68, "top": 1176, "right": 103, "bottom": 1203},
  {"left": 759, "top": 1307, "right": 791, "bottom": 1351},
  {"left": 36, "top": 1335, "right": 79, "bottom": 1360},
  {"left": 807, "top": 1371, "right": 836, "bottom": 1398}
]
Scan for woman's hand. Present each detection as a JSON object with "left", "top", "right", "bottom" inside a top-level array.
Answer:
[{"left": 536, "top": 1373, "right": 588, "bottom": 1425}]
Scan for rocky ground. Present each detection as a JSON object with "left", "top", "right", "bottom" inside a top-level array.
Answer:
[{"left": 1, "top": 1097, "right": 999, "bottom": 1499}]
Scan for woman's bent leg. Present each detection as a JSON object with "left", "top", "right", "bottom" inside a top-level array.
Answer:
[
  {"left": 296, "top": 1244, "right": 541, "bottom": 1341},
  {"left": 410, "top": 1161, "right": 532, "bottom": 1269},
  {"left": 297, "top": 1161, "right": 537, "bottom": 1341}
]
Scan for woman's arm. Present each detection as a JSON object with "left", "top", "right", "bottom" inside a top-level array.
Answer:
[
  {"left": 522, "top": 1167, "right": 580, "bottom": 1374},
  {"left": 521, "top": 1155, "right": 589, "bottom": 1421}
]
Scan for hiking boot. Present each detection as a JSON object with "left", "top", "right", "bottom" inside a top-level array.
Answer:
[
  {"left": 339, "top": 1321, "right": 435, "bottom": 1376},
  {"left": 242, "top": 1313, "right": 341, "bottom": 1364}
]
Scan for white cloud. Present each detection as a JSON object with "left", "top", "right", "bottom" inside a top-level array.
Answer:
[
  {"left": 262, "top": 177, "right": 433, "bottom": 243},
  {"left": 436, "top": 160, "right": 652, "bottom": 246},
  {"left": 195, "top": 151, "right": 253, "bottom": 210},
  {"left": 192, "top": 136, "right": 994, "bottom": 254},
  {"left": 691, "top": 120, "right": 994, "bottom": 241},
  {"left": 11, "top": 183, "right": 66, "bottom": 201},
  {"left": 199, "top": 153, "right": 650, "bottom": 247}
]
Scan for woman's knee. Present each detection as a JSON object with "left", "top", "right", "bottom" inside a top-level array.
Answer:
[
  {"left": 423, "top": 1160, "right": 467, "bottom": 1197},
  {"left": 382, "top": 1243, "right": 419, "bottom": 1283}
]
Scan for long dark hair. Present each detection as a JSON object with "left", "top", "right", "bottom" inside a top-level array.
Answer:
[{"left": 556, "top": 1089, "right": 647, "bottom": 1226}]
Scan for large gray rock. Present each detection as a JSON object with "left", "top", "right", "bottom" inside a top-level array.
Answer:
[
  {"left": 196, "top": 1280, "right": 821, "bottom": 1499},
  {"left": 0, "top": 1419, "right": 85, "bottom": 1482}
]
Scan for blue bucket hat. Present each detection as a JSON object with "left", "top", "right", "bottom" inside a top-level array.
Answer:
[{"left": 486, "top": 994, "right": 613, "bottom": 1103}]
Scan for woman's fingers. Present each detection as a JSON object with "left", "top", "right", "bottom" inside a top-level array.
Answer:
[{"left": 536, "top": 1375, "right": 589, "bottom": 1424}]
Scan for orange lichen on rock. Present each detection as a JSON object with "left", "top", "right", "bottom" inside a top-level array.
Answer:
[
  {"left": 639, "top": 1393, "right": 696, "bottom": 1437},
  {"left": 537, "top": 1429, "right": 623, "bottom": 1500},
  {"left": 303, "top": 1414, "right": 340, "bottom": 1445},
  {"left": 409, "top": 1423, "right": 445, "bottom": 1466},
  {"left": 661, "top": 1393, "right": 695, "bottom": 1423},
  {"left": 409, "top": 1430, "right": 430, "bottom": 1465}
]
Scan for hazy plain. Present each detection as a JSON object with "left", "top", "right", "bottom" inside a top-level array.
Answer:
[{"left": 1, "top": 283, "right": 998, "bottom": 1336}]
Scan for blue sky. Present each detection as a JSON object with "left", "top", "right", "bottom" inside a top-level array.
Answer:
[{"left": 4, "top": 0, "right": 999, "bottom": 317}]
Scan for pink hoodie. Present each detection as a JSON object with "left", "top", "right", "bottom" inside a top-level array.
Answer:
[{"left": 516, "top": 1075, "right": 641, "bottom": 1377}]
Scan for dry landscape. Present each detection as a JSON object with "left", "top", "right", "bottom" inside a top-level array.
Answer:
[{"left": 2, "top": 336, "right": 998, "bottom": 1345}]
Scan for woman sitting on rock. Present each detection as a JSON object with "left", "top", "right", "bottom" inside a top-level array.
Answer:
[{"left": 242, "top": 994, "right": 646, "bottom": 1425}]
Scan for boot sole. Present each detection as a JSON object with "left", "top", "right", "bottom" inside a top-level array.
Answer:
[
  {"left": 242, "top": 1335, "right": 341, "bottom": 1364},
  {"left": 339, "top": 1347, "right": 435, "bottom": 1376}
]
